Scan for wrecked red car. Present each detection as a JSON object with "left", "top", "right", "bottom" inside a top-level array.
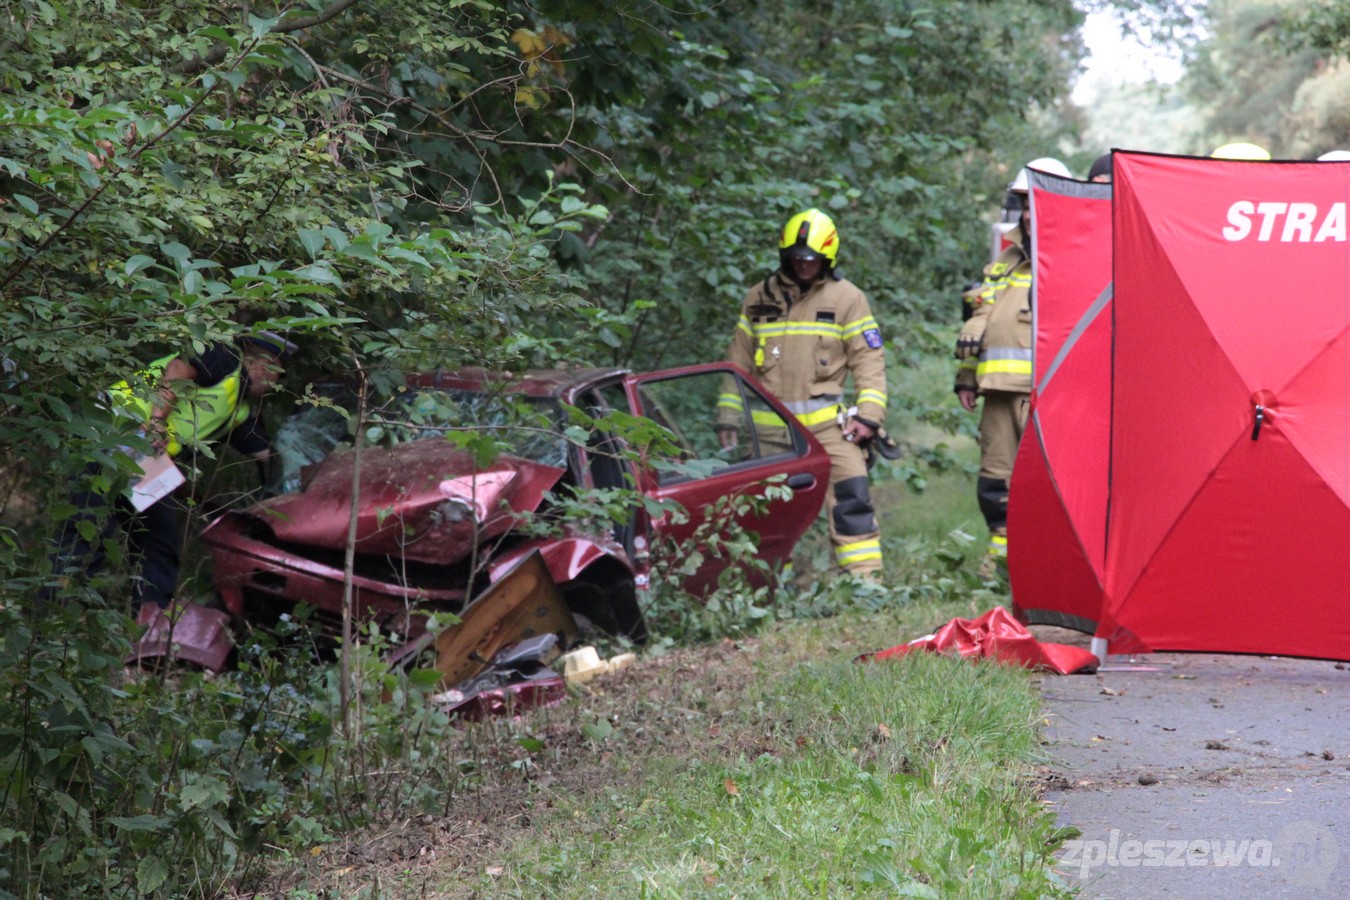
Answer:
[{"left": 194, "top": 363, "right": 830, "bottom": 668}]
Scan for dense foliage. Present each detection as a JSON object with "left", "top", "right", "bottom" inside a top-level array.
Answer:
[
  {"left": 0, "top": 0, "right": 1199, "bottom": 894},
  {"left": 1182, "top": 0, "right": 1350, "bottom": 157}
]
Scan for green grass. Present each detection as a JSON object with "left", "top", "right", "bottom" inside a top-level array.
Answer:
[
  {"left": 253, "top": 358, "right": 1062, "bottom": 898},
  {"left": 413, "top": 363, "right": 1061, "bottom": 896},
  {"left": 438, "top": 613, "right": 1069, "bottom": 898},
  {"left": 793, "top": 430, "right": 987, "bottom": 591}
]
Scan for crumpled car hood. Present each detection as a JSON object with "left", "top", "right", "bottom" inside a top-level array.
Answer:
[{"left": 248, "top": 440, "right": 565, "bottom": 565}]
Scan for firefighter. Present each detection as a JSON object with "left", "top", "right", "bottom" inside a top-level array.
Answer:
[
  {"left": 716, "top": 208, "right": 888, "bottom": 577},
  {"left": 1211, "top": 142, "right": 1270, "bottom": 160},
  {"left": 1088, "top": 153, "right": 1112, "bottom": 182},
  {"left": 955, "top": 157, "right": 1068, "bottom": 578}
]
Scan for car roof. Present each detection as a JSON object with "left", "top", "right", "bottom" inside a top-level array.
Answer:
[{"left": 411, "top": 366, "right": 632, "bottom": 400}]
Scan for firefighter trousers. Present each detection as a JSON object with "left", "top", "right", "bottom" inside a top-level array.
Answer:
[
  {"left": 976, "top": 390, "right": 1029, "bottom": 558},
  {"left": 815, "top": 424, "right": 883, "bottom": 575}
]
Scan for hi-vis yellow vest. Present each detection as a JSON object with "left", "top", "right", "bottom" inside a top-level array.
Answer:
[{"left": 108, "top": 355, "right": 251, "bottom": 457}]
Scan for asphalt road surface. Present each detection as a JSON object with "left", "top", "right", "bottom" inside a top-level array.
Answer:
[{"left": 1034, "top": 630, "right": 1348, "bottom": 899}]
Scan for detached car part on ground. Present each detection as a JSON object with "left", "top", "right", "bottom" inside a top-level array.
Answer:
[{"left": 150, "top": 364, "right": 831, "bottom": 678}]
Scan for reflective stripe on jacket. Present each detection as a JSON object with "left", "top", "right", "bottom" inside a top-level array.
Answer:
[
  {"left": 108, "top": 354, "right": 251, "bottom": 457},
  {"left": 955, "top": 240, "right": 1032, "bottom": 395},
  {"left": 720, "top": 271, "right": 887, "bottom": 431}
]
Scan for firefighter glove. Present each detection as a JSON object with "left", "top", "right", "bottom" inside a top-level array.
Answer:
[
  {"left": 954, "top": 334, "right": 982, "bottom": 360},
  {"left": 873, "top": 428, "right": 901, "bottom": 461},
  {"left": 862, "top": 428, "right": 902, "bottom": 471}
]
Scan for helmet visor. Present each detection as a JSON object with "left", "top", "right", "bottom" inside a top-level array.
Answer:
[{"left": 782, "top": 244, "right": 822, "bottom": 262}]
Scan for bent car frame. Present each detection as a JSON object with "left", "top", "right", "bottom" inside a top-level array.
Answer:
[{"left": 189, "top": 363, "right": 830, "bottom": 670}]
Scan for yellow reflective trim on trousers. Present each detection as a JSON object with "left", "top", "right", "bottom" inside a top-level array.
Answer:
[
  {"left": 795, "top": 404, "right": 841, "bottom": 427},
  {"left": 752, "top": 409, "right": 787, "bottom": 428},
  {"left": 988, "top": 534, "right": 1008, "bottom": 557},
  {"left": 837, "top": 538, "right": 882, "bottom": 564},
  {"left": 718, "top": 392, "right": 744, "bottom": 411},
  {"left": 977, "top": 359, "right": 1033, "bottom": 377}
]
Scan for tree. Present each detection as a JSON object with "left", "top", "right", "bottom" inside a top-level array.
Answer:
[
  {"left": 548, "top": 0, "right": 1089, "bottom": 372},
  {"left": 1181, "top": 0, "right": 1350, "bottom": 157},
  {"left": 0, "top": 1, "right": 1101, "bottom": 892},
  {"left": 1, "top": 6, "right": 606, "bottom": 891},
  {"left": 1284, "top": 0, "right": 1350, "bottom": 58}
]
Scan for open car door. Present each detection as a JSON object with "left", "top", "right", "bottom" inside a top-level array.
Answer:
[{"left": 622, "top": 363, "right": 831, "bottom": 594}]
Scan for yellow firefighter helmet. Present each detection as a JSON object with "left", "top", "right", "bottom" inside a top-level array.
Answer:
[
  {"left": 1211, "top": 142, "right": 1271, "bottom": 160},
  {"left": 779, "top": 208, "right": 839, "bottom": 269}
]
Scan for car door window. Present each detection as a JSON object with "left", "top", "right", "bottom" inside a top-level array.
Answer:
[
  {"left": 634, "top": 370, "right": 803, "bottom": 484},
  {"left": 573, "top": 388, "right": 631, "bottom": 492}
]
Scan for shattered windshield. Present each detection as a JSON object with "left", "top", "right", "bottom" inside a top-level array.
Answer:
[
  {"left": 269, "top": 385, "right": 568, "bottom": 495},
  {"left": 370, "top": 389, "right": 568, "bottom": 468},
  {"left": 268, "top": 383, "right": 359, "bottom": 496}
]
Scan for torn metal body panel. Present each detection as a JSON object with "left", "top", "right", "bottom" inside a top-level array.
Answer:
[
  {"left": 260, "top": 444, "right": 565, "bottom": 564},
  {"left": 198, "top": 363, "right": 831, "bottom": 673},
  {"left": 424, "top": 550, "right": 578, "bottom": 690},
  {"left": 126, "top": 602, "right": 234, "bottom": 671}
]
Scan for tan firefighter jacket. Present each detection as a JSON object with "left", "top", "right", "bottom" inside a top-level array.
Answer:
[
  {"left": 719, "top": 270, "right": 887, "bottom": 433},
  {"left": 955, "top": 235, "right": 1032, "bottom": 395}
]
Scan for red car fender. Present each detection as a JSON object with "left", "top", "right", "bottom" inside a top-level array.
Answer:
[{"left": 488, "top": 536, "right": 633, "bottom": 586}]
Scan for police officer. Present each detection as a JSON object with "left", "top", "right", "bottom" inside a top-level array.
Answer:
[
  {"left": 52, "top": 332, "right": 296, "bottom": 612},
  {"left": 717, "top": 208, "right": 888, "bottom": 576},
  {"left": 955, "top": 158, "right": 1068, "bottom": 578}
]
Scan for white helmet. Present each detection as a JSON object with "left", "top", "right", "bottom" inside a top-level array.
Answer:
[
  {"left": 1317, "top": 150, "right": 1350, "bottom": 161},
  {"left": 1008, "top": 157, "right": 1072, "bottom": 193}
]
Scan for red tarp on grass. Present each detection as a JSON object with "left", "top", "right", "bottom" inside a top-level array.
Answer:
[{"left": 860, "top": 607, "right": 1098, "bottom": 674}]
